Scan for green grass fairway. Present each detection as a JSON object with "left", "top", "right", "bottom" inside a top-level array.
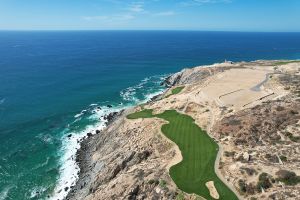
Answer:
[
  {"left": 126, "top": 109, "right": 153, "bottom": 119},
  {"left": 274, "top": 60, "right": 300, "bottom": 65},
  {"left": 166, "top": 86, "right": 185, "bottom": 98},
  {"left": 127, "top": 109, "right": 238, "bottom": 200}
]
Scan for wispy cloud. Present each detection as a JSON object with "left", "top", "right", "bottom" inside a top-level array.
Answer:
[
  {"left": 128, "top": 2, "right": 145, "bottom": 13},
  {"left": 83, "top": 14, "right": 134, "bottom": 21},
  {"left": 153, "top": 11, "right": 176, "bottom": 17},
  {"left": 83, "top": 1, "right": 178, "bottom": 23},
  {"left": 82, "top": 2, "right": 145, "bottom": 23},
  {"left": 181, "top": 0, "right": 232, "bottom": 6}
]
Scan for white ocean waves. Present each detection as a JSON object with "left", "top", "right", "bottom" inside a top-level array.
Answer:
[
  {"left": 0, "top": 186, "right": 12, "bottom": 200},
  {"left": 120, "top": 74, "right": 167, "bottom": 104}
]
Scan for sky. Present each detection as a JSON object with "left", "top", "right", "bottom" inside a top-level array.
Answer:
[{"left": 0, "top": 0, "right": 299, "bottom": 31}]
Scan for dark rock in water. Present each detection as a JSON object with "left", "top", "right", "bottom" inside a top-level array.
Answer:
[
  {"left": 96, "top": 130, "right": 101, "bottom": 134},
  {"left": 148, "top": 94, "right": 161, "bottom": 103},
  {"left": 160, "top": 75, "right": 173, "bottom": 87},
  {"left": 97, "top": 106, "right": 101, "bottom": 110},
  {"left": 87, "top": 132, "right": 92, "bottom": 137},
  {"left": 64, "top": 187, "right": 69, "bottom": 192},
  {"left": 67, "top": 134, "right": 72, "bottom": 138},
  {"left": 104, "top": 112, "right": 119, "bottom": 125},
  {"left": 107, "top": 112, "right": 118, "bottom": 121},
  {"left": 107, "top": 105, "right": 113, "bottom": 108}
]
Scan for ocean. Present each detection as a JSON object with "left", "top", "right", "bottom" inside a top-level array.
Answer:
[{"left": 0, "top": 31, "right": 300, "bottom": 200}]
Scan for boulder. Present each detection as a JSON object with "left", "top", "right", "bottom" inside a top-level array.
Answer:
[{"left": 87, "top": 132, "right": 92, "bottom": 137}]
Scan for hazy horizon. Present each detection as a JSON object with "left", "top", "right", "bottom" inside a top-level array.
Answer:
[{"left": 1, "top": 30, "right": 300, "bottom": 33}]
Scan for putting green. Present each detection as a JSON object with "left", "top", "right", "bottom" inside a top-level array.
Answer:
[
  {"left": 127, "top": 109, "right": 238, "bottom": 200},
  {"left": 165, "top": 86, "right": 184, "bottom": 98}
]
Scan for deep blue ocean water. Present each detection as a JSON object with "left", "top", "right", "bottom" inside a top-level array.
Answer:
[{"left": 0, "top": 31, "right": 300, "bottom": 199}]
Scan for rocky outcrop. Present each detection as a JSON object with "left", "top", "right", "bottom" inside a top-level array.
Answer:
[
  {"left": 162, "top": 62, "right": 243, "bottom": 86},
  {"left": 66, "top": 109, "right": 179, "bottom": 200}
]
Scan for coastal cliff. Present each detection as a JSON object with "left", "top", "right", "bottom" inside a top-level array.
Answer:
[{"left": 66, "top": 60, "right": 300, "bottom": 200}]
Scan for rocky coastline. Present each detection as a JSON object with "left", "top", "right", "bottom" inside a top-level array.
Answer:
[
  {"left": 65, "top": 94, "right": 169, "bottom": 200},
  {"left": 65, "top": 110, "right": 125, "bottom": 199}
]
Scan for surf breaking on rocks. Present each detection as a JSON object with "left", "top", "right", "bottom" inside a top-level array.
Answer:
[{"left": 49, "top": 75, "right": 167, "bottom": 200}]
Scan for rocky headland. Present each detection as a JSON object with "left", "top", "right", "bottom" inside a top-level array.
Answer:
[{"left": 66, "top": 60, "right": 300, "bottom": 200}]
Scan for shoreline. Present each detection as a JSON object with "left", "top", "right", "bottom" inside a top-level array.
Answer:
[
  {"left": 45, "top": 74, "right": 167, "bottom": 200},
  {"left": 65, "top": 109, "right": 128, "bottom": 199},
  {"left": 61, "top": 90, "right": 168, "bottom": 200}
]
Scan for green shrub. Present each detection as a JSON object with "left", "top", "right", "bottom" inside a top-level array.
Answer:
[
  {"left": 279, "top": 155, "right": 287, "bottom": 162},
  {"left": 238, "top": 179, "right": 247, "bottom": 193},
  {"left": 159, "top": 179, "right": 167, "bottom": 189},
  {"left": 257, "top": 173, "right": 273, "bottom": 190},
  {"left": 176, "top": 192, "right": 185, "bottom": 200},
  {"left": 148, "top": 179, "right": 159, "bottom": 185},
  {"left": 276, "top": 170, "right": 300, "bottom": 185}
]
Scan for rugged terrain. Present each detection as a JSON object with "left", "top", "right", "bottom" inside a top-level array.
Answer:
[{"left": 66, "top": 60, "right": 300, "bottom": 200}]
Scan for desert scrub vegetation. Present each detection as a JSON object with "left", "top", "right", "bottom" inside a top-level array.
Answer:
[{"left": 238, "top": 179, "right": 256, "bottom": 195}]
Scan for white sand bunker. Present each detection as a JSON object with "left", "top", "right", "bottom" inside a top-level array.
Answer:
[{"left": 205, "top": 181, "right": 219, "bottom": 199}]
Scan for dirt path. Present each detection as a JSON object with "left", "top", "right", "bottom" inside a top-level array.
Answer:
[{"left": 251, "top": 72, "right": 281, "bottom": 91}]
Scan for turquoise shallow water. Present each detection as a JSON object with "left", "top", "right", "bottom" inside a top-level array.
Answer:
[{"left": 0, "top": 31, "right": 300, "bottom": 200}]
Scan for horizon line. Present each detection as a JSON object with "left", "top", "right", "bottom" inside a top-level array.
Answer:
[{"left": 0, "top": 29, "right": 300, "bottom": 33}]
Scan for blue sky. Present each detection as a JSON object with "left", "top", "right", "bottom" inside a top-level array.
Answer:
[{"left": 0, "top": 0, "right": 299, "bottom": 31}]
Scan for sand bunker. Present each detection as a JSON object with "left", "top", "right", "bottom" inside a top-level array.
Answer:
[{"left": 205, "top": 181, "right": 219, "bottom": 199}]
